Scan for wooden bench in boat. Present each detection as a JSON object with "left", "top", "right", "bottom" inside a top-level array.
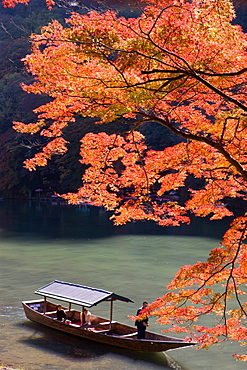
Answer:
[
  {"left": 44, "top": 312, "right": 116, "bottom": 329},
  {"left": 80, "top": 320, "right": 116, "bottom": 328},
  {"left": 44, "top": 310, "right": 71, "bottom": 316},
  {"left": 97, "top": 321, "right": 116, "bottom": 326},
  {"left": 44, "top": 310, "right": 57, "bottom": 316},
  {"left": 44, "top": 310, "right": 80, "bottom": 324},
  {"left": 114, "top": 332, "right": 138, "bottom": 338},
  {"left": 93, "top": 329, "right": 110, "bottom": 334}
]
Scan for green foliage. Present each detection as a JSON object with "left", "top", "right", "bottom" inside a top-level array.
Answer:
[{"left": 0, "top": 0, "right": 67, "bottom": 197}]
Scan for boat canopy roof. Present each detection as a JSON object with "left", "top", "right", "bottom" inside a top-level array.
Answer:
[{"left": 35, "top": 280, "right": 134, "bottom": 308}]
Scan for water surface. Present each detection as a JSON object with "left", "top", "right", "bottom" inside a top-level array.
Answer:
[{"left": 0, "top": 200, "right": 244, "bottom": 369}]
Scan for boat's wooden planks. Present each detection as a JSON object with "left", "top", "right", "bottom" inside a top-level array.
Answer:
[{"left": 22, "top": 300, "right": 195, "bottom": 352}]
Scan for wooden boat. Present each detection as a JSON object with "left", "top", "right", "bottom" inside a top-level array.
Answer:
[{"left": 22, "top": 280, "right": 195, "bottom": 352}]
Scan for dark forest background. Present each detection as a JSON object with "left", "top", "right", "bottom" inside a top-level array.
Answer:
[{"left": 0, "top": 0, "right": 246, "bottom": 199}]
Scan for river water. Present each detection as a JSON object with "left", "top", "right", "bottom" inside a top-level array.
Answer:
[{"left": 0, "top": 200, "right": 245, "bottom": 370}]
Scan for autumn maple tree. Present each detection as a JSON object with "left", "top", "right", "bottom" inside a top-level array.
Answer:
[{"left": 5, "top": 0, "right": 247, "bottom": 359}]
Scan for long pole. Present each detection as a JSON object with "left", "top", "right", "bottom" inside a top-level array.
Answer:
[
  {"left": 81, "top": 306, "right": 84, "bottom": 325},
  {"left": 43, "top": 296, "right": 47, "bottom": 314},
  {"left": 110, "top": 299, "right": 113, "bottom": 330}
]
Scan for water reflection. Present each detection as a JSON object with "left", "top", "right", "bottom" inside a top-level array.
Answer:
[
  {"left": 0, "top": 200, "right": 233, "bottom": 240},
  {"left": 20, "top": 321, "right": 171, "bottom": 368},
  {"left": 20, "top": 322, "right": 110, "bottom": 359},
  {"left": 0, "top": 200, "right": 243, "bottom": 370}
]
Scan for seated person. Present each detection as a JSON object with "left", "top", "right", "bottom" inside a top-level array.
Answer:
[
  {"left": 56, "top": 304, "right": 67, "bottom": 322},
  {"left": 80, "top": 308, "right": 92, "bottom": 325}
]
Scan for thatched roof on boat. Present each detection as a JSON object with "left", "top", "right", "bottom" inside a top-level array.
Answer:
[{"left": 35, "top": 280, "right": 134, "bottom": 307}]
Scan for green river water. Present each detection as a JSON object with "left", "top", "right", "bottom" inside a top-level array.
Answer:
[{"left": 0, "top": 200, "right": 246, "bottom": 370}]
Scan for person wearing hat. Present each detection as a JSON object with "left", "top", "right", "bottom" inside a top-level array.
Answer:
[{"left": 135, "top": 301, "right": 149, "bottom": 339}]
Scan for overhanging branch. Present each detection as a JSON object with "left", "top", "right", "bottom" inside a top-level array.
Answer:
[{"left": 135, "top": 109, "right": 247, "bottom": 182}]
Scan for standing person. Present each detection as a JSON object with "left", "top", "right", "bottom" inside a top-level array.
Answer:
[
  {"left": 56, "top": 304, "right": 67, "bottom": 322},
  {"left": 135, "top": 301, "right": 149, "bottom": 339}
]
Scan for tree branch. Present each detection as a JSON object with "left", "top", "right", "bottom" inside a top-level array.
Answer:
[{"left": 135, "top": 109, "right": 247, "bottom": 181}]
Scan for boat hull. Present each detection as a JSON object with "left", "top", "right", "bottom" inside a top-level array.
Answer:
[{"left": 22, "top": 300, "right": 194, "bottom": 352}]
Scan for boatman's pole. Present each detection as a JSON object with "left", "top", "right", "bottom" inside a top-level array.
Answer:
[
  {"left": 110, "top": 299, "right": 113, "bottom": 330},
  {"left": 44, "top": 296, "right": 47, "bottom": 314},
  {"left": 81, "top": 306, "right": 84, "bottom": 325}
]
